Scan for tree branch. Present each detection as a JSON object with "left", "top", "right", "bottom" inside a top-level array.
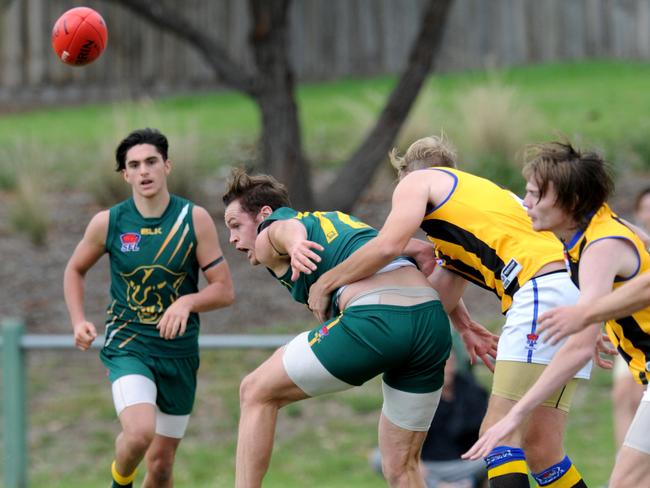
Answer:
[
  {"left": 319, "top": 0, "right": 455, "bottom": 211},
  {"left": 104, "top": 0, "right": 258, "bottom": 95}
]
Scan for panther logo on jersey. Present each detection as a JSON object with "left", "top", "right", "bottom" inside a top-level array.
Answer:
[{"left": 119, "top": 264, "right": 186, "bottom": 323}]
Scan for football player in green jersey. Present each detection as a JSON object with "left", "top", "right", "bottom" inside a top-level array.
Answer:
[
  {"left": 64, "top": 128, "right": 235, "bottom": 488},
  {"left": 223, "top": 168, "right": 496, "bottom": 488}
]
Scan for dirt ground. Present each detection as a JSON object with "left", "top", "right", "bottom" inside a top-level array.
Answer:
[{"left": 1, "top": 169, "right": 647, "bottom": 337}]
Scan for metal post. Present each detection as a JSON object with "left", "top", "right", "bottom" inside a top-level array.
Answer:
[{"left": 2, "top": 318, "right": 27, "bottom": 488}]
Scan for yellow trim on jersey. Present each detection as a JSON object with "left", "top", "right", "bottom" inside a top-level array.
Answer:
[
  {"left": 487, "top": 460, "right": 528, "bottom": 478},
  {"left": 119, "top": 332, "right": 139, "bottom": 349},
  {"left": 168, "top": 223, "right": 190, "bottom": 264},
  {"left": 180, "top": 242, "right": 194, "bottom": 267},
  {"left": 153, "top": 204, "right": 189, "bottom": 262},
  {"left": 335, "top": 211, "right": 371, "bottom": 229}
]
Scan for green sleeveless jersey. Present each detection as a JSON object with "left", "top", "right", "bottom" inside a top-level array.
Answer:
[
  {"left": 258, "top": 207, "right": 378, "bottom": 311},
  {"left": 104, "top": 195, "right": 200, "bottom": 357}
]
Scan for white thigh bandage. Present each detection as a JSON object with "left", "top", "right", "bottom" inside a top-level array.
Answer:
[
  {"left": 282, "top": 331, "right": 353, "bottom": 397},
  {"left": 112, "top": 374, "right": 190, "bottom": 439},
  {"left": 381, "top": 381, "right": 442, "bottom": 432},
  {"left": 623, "top": 387, "right": 650, "bottom": 454},
  {"left": 112, "top": 374, "right": 157, "bottom": 415},
  {"left": 156, "top": 410, "right": 190, "bottom": 439}
]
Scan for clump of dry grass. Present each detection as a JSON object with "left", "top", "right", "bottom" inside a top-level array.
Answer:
[
  {"left": 453, "top": 78, "right": 543, "bottom": 192},
  {"left": 10, "top": 173, "right": 49, "bottom": 246}
]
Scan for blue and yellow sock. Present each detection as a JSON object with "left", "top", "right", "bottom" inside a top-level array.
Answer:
[
  {"left": 532, "top": 456, "right": 587, "bottom": 488},
  {"left": 111, "top": 460, "right": 137, "bottom": 488},
  {"left": 485, "top": 446, "right": 530, "bottom": 488}
]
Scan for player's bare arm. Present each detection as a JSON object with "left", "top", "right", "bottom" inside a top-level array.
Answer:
[
  {"left": 63, "top": 210, "right": 109, "bottom": 351},
  {"left": 538, "top": 238, "right": 640, "bottom": 344},
  {"left": 251, "top": 218, "right": 323, "bottom": 277},
  {"left": 307, "top": 173, "right": 430, "bottom": 318},
  {"left": 157, "top": 206, "right": 235, "bottom": 340},
  {"left": 402, "top": 238, "right": 436, "bottom": 276}
]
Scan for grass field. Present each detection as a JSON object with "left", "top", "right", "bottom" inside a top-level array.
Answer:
[
  {"left": 1, "top": 60, "right": 645, "bottom": 485},
  {"left": 18, "top": 348, "right": 616, "bottom": 487}
]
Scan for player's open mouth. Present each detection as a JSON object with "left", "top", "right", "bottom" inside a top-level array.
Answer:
[{"left": 141, "top": 179, "right": 153, "bottom": 186}]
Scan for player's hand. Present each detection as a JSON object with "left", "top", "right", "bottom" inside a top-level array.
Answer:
[
  {"left": 538, "top": 304, "right": 589, "bottom": 345},
  {"left": 73, "top": 320, "right": 97, "bottom": 351},
  {"left": 308, "top": 279, "right": 332, "bottom": 323},
  {"left": 462, "top": 409, "right": 524, "bottom": 461},
  {"left": 288, "top": 239, "right": 324, "bottom": 281},
  {"left": 459, "top": 320, "right": 499, "bottom": 372},
  {"left": 594, "top": 332, "right": 616, "bottom": 369},
  {"left": 157, "top": 296, "right": 192, "bottom": 340}
]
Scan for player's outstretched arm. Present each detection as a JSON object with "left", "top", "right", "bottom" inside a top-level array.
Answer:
[
  {"left": 538, "top": 238, "right": 641, "bottom": 345},
  {"left": 63, "top": 210, "right": 108, "bottom": 351},
  {"left": 158, "top": 206, "right": 235, "bottom": 340}
]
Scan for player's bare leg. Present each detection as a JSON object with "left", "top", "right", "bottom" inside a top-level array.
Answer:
[
  {"left": 378, "top": 413, "right": 428, "bottom": 488},
  {"left": 113, "top": 403, "right": 156, "bottom": 486},
  {"left": 142, "top": 434, "right": 181, "bottom": 488},
  {"left": 609, "top": 446, "right": 650, "bottom": 487},
  {"left": 235, "top": 347, "right": 308, "bottom": 488}
]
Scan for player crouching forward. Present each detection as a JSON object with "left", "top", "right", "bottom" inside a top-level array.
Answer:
[{"left": 223, "top": 169, "right": 455, "bottom": 488}]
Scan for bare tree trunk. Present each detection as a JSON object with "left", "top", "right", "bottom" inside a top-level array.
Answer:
[
  {"left": 249, "top": 0, "right": 314, "bottom": 209},
  {"left": 318, "top": 0, "right": 455, "bottom": 212},
  {"left": 102, "top": 0, "right": 453, "bottom": 212}
]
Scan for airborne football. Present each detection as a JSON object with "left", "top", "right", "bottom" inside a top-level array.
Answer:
[{"left": 51, "top": 6, "right": 108, "bottom": 66}]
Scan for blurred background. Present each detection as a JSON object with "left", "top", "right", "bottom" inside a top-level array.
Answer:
[{"left": 1, "top": 0, "right": 649, "bottom": 486}]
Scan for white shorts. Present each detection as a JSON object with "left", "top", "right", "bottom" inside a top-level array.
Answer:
[
  {"left": 111, "top": 374, "right": 190, "bottom": 439},
  {"left": 282, "top": 331, "right": 441, "bottom": 431},
  {"left": 497, "top": 271, "right": 592, "bottom": 379},
  {"left": 624, "top": 387, "right": 650, "bottom": 454}
]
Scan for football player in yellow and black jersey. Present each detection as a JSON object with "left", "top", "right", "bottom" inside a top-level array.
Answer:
[
  {"left": 309, "top": 136, "right": 592, "bottom": 488},
  {"left": 63, "top": 128, "right": 234, "bottom": 488},
  {"left": 222, "top": 169, "right": 496, "bottom": 488},
  {"left": 464, "top": 141, "right": 650, "bottom": 487}
]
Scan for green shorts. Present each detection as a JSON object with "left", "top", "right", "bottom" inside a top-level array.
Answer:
[
  {"left": 100, "top": 349, "right": 199, "bottom": 415},
  {"left": 307, "top": 300, "right": 451, "bottom": 393}
]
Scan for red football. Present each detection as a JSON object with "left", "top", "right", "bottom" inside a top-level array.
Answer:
[{"left": 51, "top": 7, "right": 108, "bottom": 66}]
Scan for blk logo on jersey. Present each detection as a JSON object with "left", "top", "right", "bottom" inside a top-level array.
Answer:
[
  {"left": 120, "top": 232, "right": 141, "bottom": 252},
  {"left": 141, "top": 227, "right": 162, "bottom": 235}
]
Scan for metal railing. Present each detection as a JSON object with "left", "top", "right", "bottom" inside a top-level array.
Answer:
[{"left": 0, "top": 318, "right": 293, "bottom": 488}]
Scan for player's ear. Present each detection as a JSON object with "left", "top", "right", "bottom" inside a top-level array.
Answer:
[
  {"left": 164, "top": 159, "right": 172, "bottom": 175},
  {"left": 259, "top": 205, "right": 273, "bottom": 219}
]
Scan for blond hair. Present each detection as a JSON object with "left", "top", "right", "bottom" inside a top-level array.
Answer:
[{"left": 389, "top": 134, "right": 457, "bottom": 179}]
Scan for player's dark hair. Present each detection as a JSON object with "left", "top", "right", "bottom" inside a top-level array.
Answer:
[
  {"left": 222, "top": 168, "right": 291, "bottom": 214},
  {"left": 522, "top": 141, "right": 613, "bottom": 229},
  {"left": 115, "top": 128, "right": 169, "bottom": 172}
]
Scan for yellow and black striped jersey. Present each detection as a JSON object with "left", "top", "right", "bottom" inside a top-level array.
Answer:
[
  {"left": 564, "top": 204, "right": 650, "bottom": 385},
  {"left": 420, "top": 168, "right": 563, "bottom": 313}
]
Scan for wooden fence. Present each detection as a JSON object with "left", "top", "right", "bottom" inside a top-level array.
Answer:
[{"left": 1, "top": 0, "right": 649, "bottom": 107}]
